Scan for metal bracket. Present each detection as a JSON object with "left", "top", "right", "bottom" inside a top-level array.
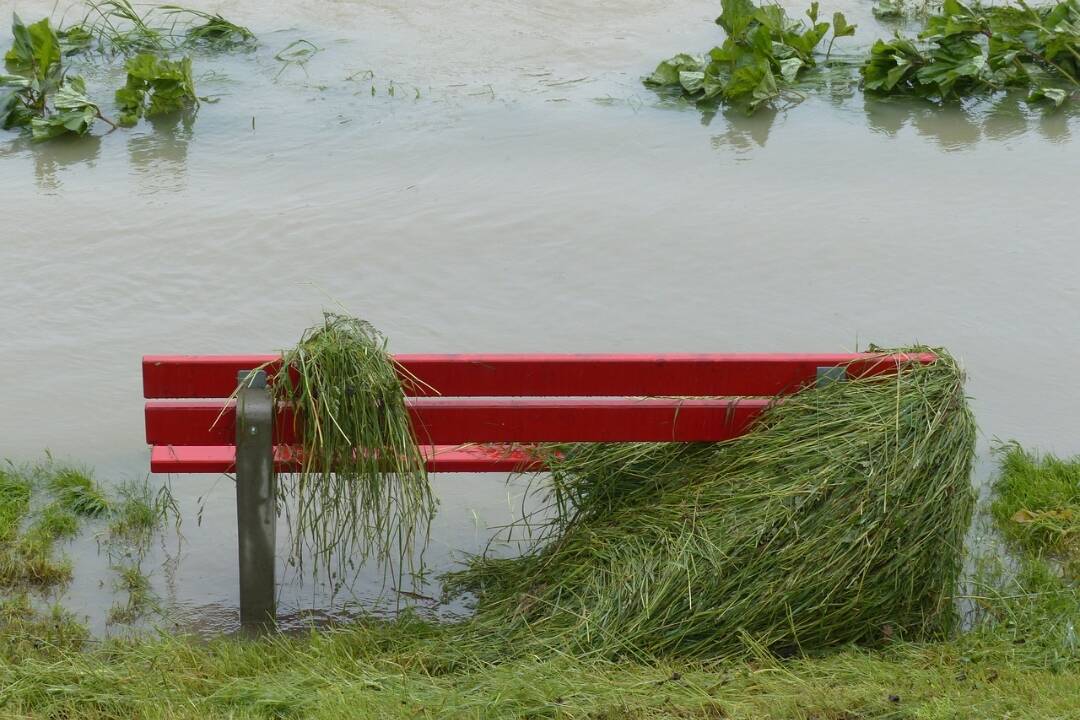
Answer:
[
  {"left": 238, "top": 368, "right": 268, "bottom": 390},
  {"left": 816, "top": 366, "right": 847, "bottom": 388},
  {"left": 235, "top": 369, "right": 276, "bottom": 629}
]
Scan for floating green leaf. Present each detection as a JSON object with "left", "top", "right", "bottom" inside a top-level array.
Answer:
[
  {"left": 2, "top": 4, "right": 255, "bottom": 142},
  {"left": 30, "top": 75, "right": 99, "bottom": 141},
  {"left": 1028, "top": 84, "right": 1069, "bottom": 105},
  {"left": 832, "top": 11, "right": 855, "bottom": 37},
  {"left": 863, "top": 36, "right": 927, "bottom": 92},
  {"left": 649, "top": 0, "right": 1077, "bottom": 115},
  {"left": 0, "top": 88, "right": 26, "bottom": 129},
  {"left": 716, "top": 0, "right": 758, "bottom": 38},
  {"left": 644, "top": 53, "right": 703, "bottom": 87},
  {"left": 57, "top": 25, "right": 93, "bottom": 56},
  {"left": 6, "top": 15, "right": 60, "bottom": 79},
  {"left": 826, "top": 11, "right": 857, "bottom": 60}
]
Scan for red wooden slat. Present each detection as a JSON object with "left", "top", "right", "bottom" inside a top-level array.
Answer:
[
  {"left": 150, "top": 444, "right": 544, "bottom": 473},
  {"left": 145, "top": 397, "right": 770, "bottom": 446},
  {"left": 142, "top": 353, "right": 936, "bottom": 399}
]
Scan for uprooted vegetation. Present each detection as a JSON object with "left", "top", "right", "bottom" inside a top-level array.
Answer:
[
  {"left": 250, "top": 313, "right": 436, "bottom": 579},
  {"left": 79, "top": 2, "right": 256, "bottom": 54},
  {"left": 0, "top": 15, "right": 115, "bottom": 141},
  {"left": 645, "top": 0, "right": 858, "bottom": 113},
  {"left": 448, "top": 348, "right": 977, "bottom": 659},
  {"left": 252, "top": 318, "right": 979, "bottom": 660},
  {"left": 863, "top": 0, "right": 1080, "bottom": 106},
  {"left": 1, "top": 2, "right": 254, "bottom": 142},
  {"left": 645, "top": 0, "right": 1079, "bottom": 113}
]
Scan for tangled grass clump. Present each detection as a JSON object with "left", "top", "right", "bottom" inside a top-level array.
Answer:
[
  {"left": 451, "top": 348, "right": 977, "bottom": 659},
  {"left": 270, "top": 313, "right": 435, "bottom": 578}
]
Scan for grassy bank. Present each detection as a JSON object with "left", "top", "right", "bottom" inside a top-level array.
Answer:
[
  {"left": 0, "top": 571, "right": 1076, "bottom": 719},
  {"left": 1, "top": 446, "right": 1077, "bottom": 718}
]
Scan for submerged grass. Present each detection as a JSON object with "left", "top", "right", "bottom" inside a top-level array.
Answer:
[
  {"left": 32, "top": 504, "right": 80, "bottom": 540},
  {"left": 159, "top": 6, "right": 256, "bottom": 50},
  {"left": 273, "top": 39, "right": 322, "bottom": 79},
  {"left": 450, "top": 348, "right": 976, "bottom": 660},
  {"left": 107, "top": 562, "right": 155, "bottom": 625},
  {"left": 992, "top": 443, "right": 1080, "bottom": 575},
  {"left": 80, "top": 1, "right": 255, "bottom": 54},
  {"left": 0, "top": 466, "right": 71, "bottom": 587},
  {"left": 0, "top": 532, "right": 72, "bottom": 587},
  {"left": 0, "top": 460, "right": 174, "bottom": 594},
  {"left": 0, "top": 469, "right": 31, "bottom": 544},
  {"left": 269, "top": 313, "right": 435, "bottom": 577},
  {"left": 82, "top": 0, "right": 168, "bottom": 54},
  {"left": 0, "top": 594, "right": 87, "bottom": 663},
  {"left": 48, "top": 467, "right": 111, "bottom": 518},
  {"left": 108, "top": 478, "right": 178, "bottom": 543}
]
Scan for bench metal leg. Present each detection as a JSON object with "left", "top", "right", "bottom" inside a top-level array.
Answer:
[{"left": 235, "top": 370, "right": 276, "bottom": 629}]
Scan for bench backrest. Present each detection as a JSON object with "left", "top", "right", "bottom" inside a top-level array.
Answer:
[{"left": 143, "top": 353, "right": 934, "bottom": 473}]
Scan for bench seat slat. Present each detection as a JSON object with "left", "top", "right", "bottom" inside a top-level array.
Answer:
[
  {"left": 145, "top": 397, "right": 771, "bottom": 446},
  {"left": 142, "top": 353, "right": 935, "bottom": 399},
  {"left": 150, "top": 444, "right": 545, "bottom": 474}
]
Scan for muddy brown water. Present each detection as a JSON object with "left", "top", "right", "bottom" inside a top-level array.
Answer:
[{"left": 0, "top": 0, "right": 1077, "bottom": 636}]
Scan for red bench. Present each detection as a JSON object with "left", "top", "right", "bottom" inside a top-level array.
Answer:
[{"left": 142, "top": 352, "right": 934, "bottom": 626}]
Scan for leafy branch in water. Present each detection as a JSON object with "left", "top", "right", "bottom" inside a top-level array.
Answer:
[
  {"left": 1, "top": 2, "right": 254, "bottom": 142},
  {"left": 647, "top": 0, "right": 1077, "bottom": 114},
  {"left": 862, "top": 0, "right": 1080, "bottom": 106},
  {"left": 115, "top": 53, "right": 197, "bottom": 126},
  {"left": 0, "top": 15, "right": 115, "bottom": 141},
  {"left": 644, "top": 0, "right": 857, "bottom": 113}
]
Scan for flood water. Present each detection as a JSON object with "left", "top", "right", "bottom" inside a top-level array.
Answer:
[{"left": 0, "top": 0, "right": 1077, "bottom": 636}]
